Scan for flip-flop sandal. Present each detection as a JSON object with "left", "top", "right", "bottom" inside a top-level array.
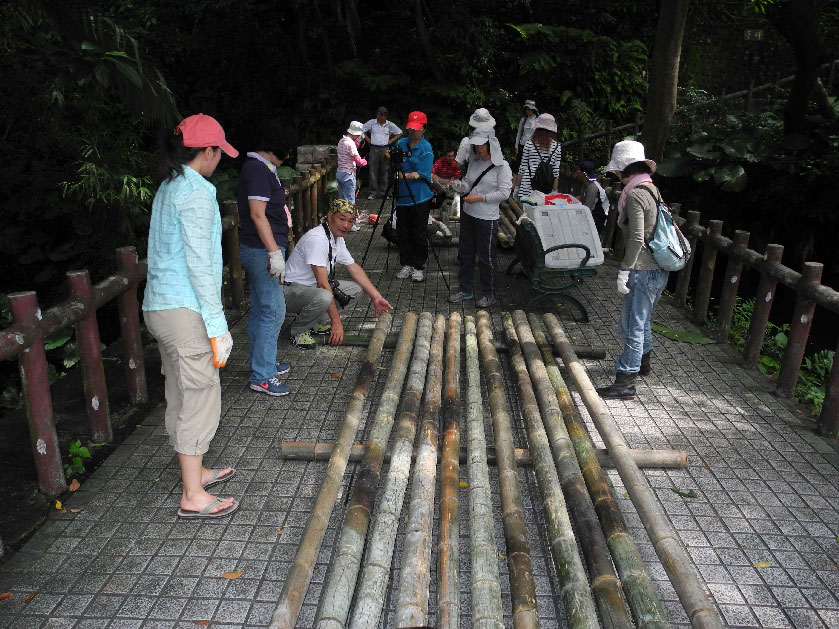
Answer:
[
  {"left": 177, "top": 498, "right": 239, "bottom": 519},
  {"left": 203, "top": 468, "right": 236, "bottom": 489}
]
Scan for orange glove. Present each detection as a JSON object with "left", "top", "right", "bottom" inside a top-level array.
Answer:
[{"left": 210, "top": 332, "right": 233, "bottom": 368}]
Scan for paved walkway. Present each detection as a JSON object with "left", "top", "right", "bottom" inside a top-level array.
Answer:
[{"left": 0, "top": 196, "right": 837, "bottom": 628}]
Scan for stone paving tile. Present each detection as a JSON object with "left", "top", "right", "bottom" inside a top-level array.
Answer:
[{"left": 1, "top": 201, "right": 838, "bottom": 628}]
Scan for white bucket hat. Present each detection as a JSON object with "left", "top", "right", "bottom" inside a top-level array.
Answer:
[
  {"left": 469, "top": 107, "right": 496, "bottom": 129},
  {"left": 605, "top": 140, "right": 657, "bottom": 174},
  {"left": 346, "top": 120, "right": 364, "bottom": 135},
  {"left": 533, "top": 113, "right": 557, "bottom": 133},
  {"left": 523, "top": 99, "right": 538, "bottom": 112}
]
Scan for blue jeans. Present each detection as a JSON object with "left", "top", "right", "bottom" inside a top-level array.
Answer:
[
  {"left": 616, "top": 269, "right": 669, "bottom": 374},
  {"left": 240, "top": 244, "right": 286, "bottom": 384},
  {"left": 337, "top": 171, "right": 356, "bottom": 203}
]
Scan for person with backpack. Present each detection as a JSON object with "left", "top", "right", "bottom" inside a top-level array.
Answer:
[
  {"left": 517, "top": 113, "right": 561, "bottom": 200},
  {"left": 596, "top": 140, "right": 667, "bottom": 400},
  {"left": 576, "top": 160, "right": 610, "bottom": 232}
]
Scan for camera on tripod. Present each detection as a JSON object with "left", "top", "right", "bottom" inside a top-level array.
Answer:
[{"left": 388, "top": 144, "right": 410, "bottom": 165}]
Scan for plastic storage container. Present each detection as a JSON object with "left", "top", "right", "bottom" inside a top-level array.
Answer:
[{"left": 525, "top": 202, "right": 604, "bottom": 269}]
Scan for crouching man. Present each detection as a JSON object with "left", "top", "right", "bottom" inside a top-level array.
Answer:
[{"left": 283, "top": 199, "right": 393, "bottom": 348}]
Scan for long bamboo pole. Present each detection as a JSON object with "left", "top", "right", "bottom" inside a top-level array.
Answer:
[
  {"left": 500, "top": 313, "right": 599, "bottom": 629},
  {"left": 349, "top": 313, "right": 435, "bottom": 629},
  {"left": 393, "top": 314, "right": 447, "bottom": 628},
  {"left": 438, "top": 313, "right": 462, "bottom": 628},
  {"left": 475, "top": 311, "right": 539, "bottom": 629},
  {"left": 543, "top": 313, "right": 724, "bottom": 629},
  {"left": 528, "top": 313, "right": 669, "bottom": 628},
  {"left": 280, "top": 441, "right": 688, "bottom": 469},
  {"left": 270, "top": 314, "right": 391, "bottom": 629},
  {"left": 510, "top": 311, "right": 633, "bottom": 628},
  {"left": 315, "top": 313, "right": 419, "bottom": 629},
  {"left": 464, "top": 316, "right": 504, "bottom": 629}
]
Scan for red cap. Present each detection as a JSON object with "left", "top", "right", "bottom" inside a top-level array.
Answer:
[
  {"left": 176, "top": 114, "right": 238, "bottom": 157},
  {"left": 405, "top": 111, "right": 427, "bottom": 130}
]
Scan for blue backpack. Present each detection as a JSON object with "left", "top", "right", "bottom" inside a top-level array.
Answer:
[{"left": 638, "top": 187, "right": 692, "bottom": 272}]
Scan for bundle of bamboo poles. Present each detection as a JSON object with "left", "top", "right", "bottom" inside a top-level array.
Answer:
[{"left": 271, "top": 309, "right": 719, "bottom": 628}]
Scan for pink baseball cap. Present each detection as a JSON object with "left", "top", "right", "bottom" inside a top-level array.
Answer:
[
  {"left": 405, "top": 111, "right": 427, "bottom": 130},
  {"left": 176, "top": 114, "right": 239, "bottom": 157}
]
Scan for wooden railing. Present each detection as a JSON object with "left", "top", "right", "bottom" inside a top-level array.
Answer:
[{"left": 0, "top": 156, "right": 335, "bottom": 497}]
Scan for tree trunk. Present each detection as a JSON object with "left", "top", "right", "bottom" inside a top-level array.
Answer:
[
  {"left": 413, "top": 0, "right": 444, "bottom": 81},
  {"left": 641, "top": 0, "right": 690, "bottom": 163}
]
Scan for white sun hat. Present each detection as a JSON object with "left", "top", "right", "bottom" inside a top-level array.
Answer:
[
  {"left": 605, "top": 140, "right": 657, "bottom": 174},
  {"left": 533, "top": 113, "right": 557, "bottom": 133},
  {"left": 346, "top": 120, "right": 364, "bottom": 135},
  {"left": 468, "top": 107, "right": 496, "bottom": 129}
]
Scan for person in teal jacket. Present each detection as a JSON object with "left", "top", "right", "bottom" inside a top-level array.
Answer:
[{"left": 393, "top": 110, "right": 434, "bottom": 283}]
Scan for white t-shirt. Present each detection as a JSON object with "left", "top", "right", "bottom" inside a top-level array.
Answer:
[{"left": 284, "top": 223, "right": 355, "bottom": 286}]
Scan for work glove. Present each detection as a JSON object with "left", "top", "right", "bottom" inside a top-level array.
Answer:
[
  {"left": 438, "top": 222, "right": 452, "bottom": 239},
  {"left": 616, "top": 269, "right": 631, "bottom": 296},
  {"left": 449, "top": 179, "right": 468, "bottom": 195},
  {"left": 268, "top": 250, "right": 285, "bottom": 279},
  {"left": 210, "top": 332, "right": 233, "bottom": 368}
]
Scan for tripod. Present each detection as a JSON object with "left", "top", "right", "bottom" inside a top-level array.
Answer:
[{"left": 359, "top": 159, "right": 451, "bottom": 291}]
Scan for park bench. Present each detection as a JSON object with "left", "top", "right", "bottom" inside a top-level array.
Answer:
[{"left": 506, "top": 217, "right": 598, "bottom": 321}]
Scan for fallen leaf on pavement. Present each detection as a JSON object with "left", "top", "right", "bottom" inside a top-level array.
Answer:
[
  {"left": 24, "top": 593, "right": 36, "bottom": 604},
  {"left": 54, "top": 500, "right": 66, "bottom": 514},
  {"left": 330, "top": 373, "right": 342, "bottom": 380},
  {"left": 0, "top": 593, "right": 12, "bottom": 601},
  {"left": 220, "top": 571, "right": 244, "bottom": 580},
  {"left": 670, "top": 488, "right": 698, "bottom": 499},
  {"left": 68, "top": 479, "right": 80, "bottom": 492},
  {"left": 195, "top": 622, "right": 211, "bottom": 626},
  {"left": 69, "top": 508, "right": 84, "bottom": 514},
  {"left": 277, "top": 529, "right": 284, "bottom": 535},
  {"left": 459, "top": 481, "right": 469, "bottom": 488},
  {"left": 753, "top": 561, "right": 771, "bottom": 568}
]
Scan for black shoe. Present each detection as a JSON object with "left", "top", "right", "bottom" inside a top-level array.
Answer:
[
  {"left": 639, "top": 352, "right": 652, "bottom": 376},
  {"left": 596, "top": 372, "right": 636, "bottom": 400}
]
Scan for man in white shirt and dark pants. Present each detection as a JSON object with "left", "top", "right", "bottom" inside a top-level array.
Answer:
[
  {"left": 362, "top": 106, "right": 403, "bottom": 199},
  {"left": 283, "top": 199, "right": 393, "bottom": 349}
]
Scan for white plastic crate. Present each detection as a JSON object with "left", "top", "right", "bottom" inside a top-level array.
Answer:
[{"left": 524, "top": 202, "right": 604, "bottom": 269}]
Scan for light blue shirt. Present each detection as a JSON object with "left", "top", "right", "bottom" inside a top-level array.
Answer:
[{"left": 142, "top": 165, "right": 227, "bottom": 338}]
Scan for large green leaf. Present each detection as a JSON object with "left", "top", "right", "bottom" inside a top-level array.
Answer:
[
  {"left": 714, "top": 163, "right": 748, "bottom": 191},
  {"left": 686, "top": 143, "right": 721, "bottom": 160},
  {"left": 651, "top": 324, "right": 716, "bottom": 344}
]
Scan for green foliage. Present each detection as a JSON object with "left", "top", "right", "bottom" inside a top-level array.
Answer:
[
  {"left": 63, "top": 439, "right": 92, "bottom": 480},
  {"left": 651, "top": 324, "right": 716, "bottom": 344}
]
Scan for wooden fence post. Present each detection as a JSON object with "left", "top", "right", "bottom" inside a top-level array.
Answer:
[
  {"left": 310, "top": 166, "right": 319, "bottom": 226},
  {"left": 9, "top": 291, "right": 67, "bottom": 495},
  {"left": 293, "top": 174, "right": 304, "bottom": 238},
  {"left": 775, "top": 262, "right": 823, "bottom": 398},
  {"left": 116, "top": 247, "right": 147, "bottom": 405},
  {"left": 692, "top": 220, "right": 723, "bottom": 325},
  {"left": 301, "top": 170, "right": 312, "bottom": 232},
  {"left": 67, "top": 270, "right": 112, "bottom": 443},
  {"left": 819, "top": 336, "right": 839, "bottom": 438},
  {"left": 714, "top": 230, "right": 750, "bottom": 343},
  {"left": 743, "top": 244, "right": 784, "bottom": 368},
  {"left": 675, "top": 211, "right": 701, "bottom": 306},
  {"left": 222, "top": 201, "right": 244, "bottom": 308}
]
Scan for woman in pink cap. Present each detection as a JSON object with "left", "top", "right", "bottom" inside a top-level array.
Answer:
[{"left": 143, "top": 114, "right": 240, "bottom": 519}]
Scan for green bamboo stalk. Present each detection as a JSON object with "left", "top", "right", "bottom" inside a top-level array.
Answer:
[
  {"left": 270, "top": 313, "right": 391, "bottom": 629},
  {"left": 394, "top": 314, "right": 447, "bottom": 628},
  {"left": 528, "top": 312, "right": 669, "bottom": 628},
  {"left": 348, "top": 313, "right": 435, "bottom": 629},
  {"left": 511, "top": 311, "right": 633, "bottom": 628},
  {"left": 464, "top": 316, "right": 504, "bottom": 629},
  {"left": 543, "top": 313, "right": 724, "bottom": 629},
  {"left": 501, "top": 312, "right": 599, "bottom": 629},
  {"left": 315, "top": 313, "right": 419, "bottom": 629},
  {"left": 438, "top": 312, "right": 462, "bottom": 628},
  {"left": 475, "top": 311, "right": 539, "bottom": 629}
]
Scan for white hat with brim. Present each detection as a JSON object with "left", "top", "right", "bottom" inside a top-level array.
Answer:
[
  {"left": 346, "top": 121, "right": 364, "bottom": 135},
  {"left": 469, "top": 108, "right": 496, "bottom": 129},
  {"left": 523, "top": 99, "right": 538, "bottom": 111},
  {"left": 533, "top": 113, "right": 557, "bottom": 133},
  {"left": 468, "top": 129, "right": 505, "bottom": 166},
  {"left": 605, "top": 140, "right": 656, "bottom": 174}
]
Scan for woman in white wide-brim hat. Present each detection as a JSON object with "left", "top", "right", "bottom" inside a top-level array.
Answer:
[
  {"left": 516, "top": 112, "right": 561, "bottom": 200},
  {"left": 596, "top": 140, "right": 667, "bottom": 401}
]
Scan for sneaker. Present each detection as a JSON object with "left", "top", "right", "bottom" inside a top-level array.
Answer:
[
  {"left": 367, "top": 193, "right": 375, "bottom": 200},
  {"left": 249, "top": 377, "right": 290, "bottom": 397},
  {"left": 275, "top": 362, "right": 291, "bottom": 376},
  {"left": 476, "top": 295, "right": 497, "bottom": 307},
  {"left": 410, "top": 268, "right": 424, "bottom": 283},
  {"left": 312, "top": 322, "right": 332, "bottom": 335},
  {"left": 350, "top": 224, "right": 360, "bottom": 232},
  {"left": 448, "top": 291, "right": 473, "bottom": 303},
  {"left": 396, "top": 265, "right": 414, "bottom": 279},
  {"left": 292, "top": 330, "right": 317, "bottom": 350}
]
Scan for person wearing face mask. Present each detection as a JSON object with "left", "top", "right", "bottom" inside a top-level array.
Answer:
[{"left": 143, "top": 114, "right": 239, "bottom": 519}]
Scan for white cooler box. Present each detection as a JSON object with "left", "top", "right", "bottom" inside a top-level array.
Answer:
[{"left": 524, "top": 202, "right": 604, "bottom": 269}]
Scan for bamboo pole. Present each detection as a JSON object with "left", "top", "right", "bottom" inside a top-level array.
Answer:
[
  {"left": 349, "top": 313, "right": 435, "bottom": 629},
  {"left": 280, "top": 441, "right": 688, "bottom": 469},
  {"left": 501, "top": 313, "right": 599, "bottom": 629},
  {"left": 529, "top": 313, "right": 669, "bottom": 628},
  {"left": 475, "top": 311, "right": 539, "bottom": 629},
  {"left": 542, "top": 314, "right": 724, "bottom": 629},
  {"left": 270, "top": 314, "right": 391, "bottom": 629},
  {"left": 438, "top": 313, "right": 462, "bottom": 628},
  {"left": 393, "top": 314, "right": 447, "bottom": 628},
  {"left": 464, "top": 316, "right": 504, "bottom": 629},
  {"left": 510, "top": 312, "right": 632, "bottom": 628},
  {"left": 315, "top": 314, "right": 419, "bottom": 629}
]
